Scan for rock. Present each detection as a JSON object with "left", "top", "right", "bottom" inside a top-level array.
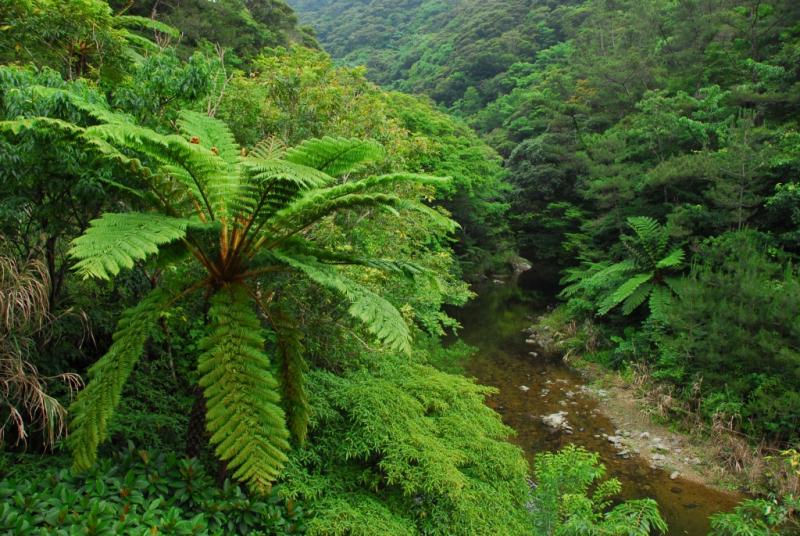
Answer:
[
  {"left": 639, "top": 432, "right": 650, "bottom": 440},
  {"left": 651, "top": 454, "right": 667, "bottom": 465},
  {"left": 542, "top": 411, "right": 572, "bottom": 432},
  {"left": 519, "top": 385, "right": 530, "bottom": 393},
  {"left": 670, "top": 471, "right": 680, "bottom": 480},
  {"left": 529, "top": 351, "right": 539, "bottom": 357},
  {"left": 525, "top": 339, "right": 536, "bottom": 345}
]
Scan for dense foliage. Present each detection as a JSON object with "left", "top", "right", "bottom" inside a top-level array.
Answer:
[{"left": 5, "top": 0, "right": 800, "bottom": 532}]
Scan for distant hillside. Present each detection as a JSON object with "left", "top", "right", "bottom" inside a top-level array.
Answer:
[
  {"left": 113, "top": 0, "right": 318, "bottom": 63},
  {"left": 289, "top": 0, "right": 581, "bottom": 106}
]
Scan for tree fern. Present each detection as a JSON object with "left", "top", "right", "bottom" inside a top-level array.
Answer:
[
  {"left": 3, "top": 100, "right": 454, "bottom": 491},
  {"left": 198, "top": 285, "right": 290, "bottom": 494},
  {"left": 563, "top": 217, "right": 685, "bottom": 320}
]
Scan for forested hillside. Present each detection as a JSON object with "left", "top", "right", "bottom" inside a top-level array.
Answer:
[{"left": 294, "top": 0, "right": 800, "bottom": 532}]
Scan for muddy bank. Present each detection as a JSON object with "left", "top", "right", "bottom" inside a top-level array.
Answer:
[{"left": 453, "top": 282, "right": 742, "bottom": 535}]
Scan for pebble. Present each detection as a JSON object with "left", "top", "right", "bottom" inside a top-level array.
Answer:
[
  {"left": 519, "top": 385, "right": 530, "bottom": 393},
  {"left": 670, "top": 471, "right": 680, "bottom": 480}
]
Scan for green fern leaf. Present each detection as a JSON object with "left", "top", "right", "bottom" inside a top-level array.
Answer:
[
  {"left": 266, "top": 305, "right": 310, "bottom": 444},
  {"left": 622, "top": 282, "right": 654, "bottom": 315},
  {"left": 273, "top": 253, "right": 412, "bottom": 353},
  {"left": 648, "top": 286, "right": 673, "bottom": 323},
  {"left": 68, "top": 288, "right": 170, "bottom": 471},
  {"left": 599, "top": 273, "right": 653, "bottom": 316},
  {"left": 656, "top": 247, "right": 685, "bottom": 269},
  {"left": 70, "top": 212, "right": 191, "bottom": 280},
  {"left": 198, "top": 284, "right": 291, "bottom": 494},
  {"left": 284, "top": 136, "right": 386, "bottom": 177},
  {"left": 177, "top": 110, "right": 240, "bottom": 168}
]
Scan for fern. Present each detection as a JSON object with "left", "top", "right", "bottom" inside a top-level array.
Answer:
[
  {"left": 4, "top": 100, "right": 453, "bottom": 490},
  {"left": 564, "top": 217, "right": 685, "bottom": 320},
  {"left": 197, "top": 285, "right": 290, "bottom": 494},
  {"left": 69, "top": 212, "right": 192, "bottom": 280},
  {"left": 68, "top": 288, "right": 170, "bottom": 471},
  {"left": 284, "top": 136, "right": 386, "bottom": 176},
  {"left": 274, "top": 253, "right": 412, "bottom": 353}
]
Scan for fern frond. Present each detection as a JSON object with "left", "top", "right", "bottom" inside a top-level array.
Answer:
[
  {"left": 68, "top": 288, "right": 170, "bottom": 471},
  {"left": 281, "top": 238, "right": 427, "bottom": 277},
  {"left": 599, "top": 273, "right": 653, "bottom": 316},
  {"left": 626, "top": 216, "right": 668, "bottom": 263},
  {"left": 265, "top": 305, "right": 309, "bottom": 444},
  {"left": 284, "top": 136, "right": 386, "bottom": 177},
  {"left": 656, "top": 247, "right": 685, "bottom": 270},
  {"left": 273, "top": 253, "right": 412, "bottom": 353},
  {"left": 648, "top": 286, "right": 673, "bottom": 323},
  {"left": 177, "top": 110, "right": 240, "bottom": 168},
  {"left": 198, "top": 284, "right": 291, "bottom": 494},
  {"left": 84, "top": 122, "right": 224, "bottom": 219},
  {"left": 69, "top": 212, "right": 191, "bottom": 280},
  {"left": 249, "top": 137, "right": 286, "bottom": 160},
  {"left": 622, "top": 282, "right": 653, "bottom": 315},
  {"left": 264, "top": 173, "right": 451, "bottom": 243}
]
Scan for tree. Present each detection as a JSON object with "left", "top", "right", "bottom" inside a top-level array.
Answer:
[{"left": 2, "top": 90, "right": 452, "bottom": 493}]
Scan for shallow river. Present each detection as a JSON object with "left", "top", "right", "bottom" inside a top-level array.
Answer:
[{"left": 452, "top": 281, "right": 741, "bottom": 535}]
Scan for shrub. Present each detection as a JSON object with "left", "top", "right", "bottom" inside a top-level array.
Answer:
[{"left": 0, "top": 445, "right": 306, "bottom": 535}]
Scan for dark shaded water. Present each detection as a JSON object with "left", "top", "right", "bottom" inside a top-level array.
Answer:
[{"left": 453, "top": 281, "right": 741, "bottom": 535}]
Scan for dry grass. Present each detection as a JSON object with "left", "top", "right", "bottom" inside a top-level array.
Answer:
[{"left": 0, "top": 256, "right": 83, "bottom": 448}]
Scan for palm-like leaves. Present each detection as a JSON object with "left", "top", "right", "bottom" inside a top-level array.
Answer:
[
  {"left": 561, "top": 217, "right": 684, "bottom": 319},
  {"left": 4, "top": 97, "right": 451, "bottom": 492}
]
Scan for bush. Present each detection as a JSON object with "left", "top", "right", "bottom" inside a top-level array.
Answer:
[
  {"left": 0, "top": 446, "right": 306, "bottom": 535},
  {"left": 530, "top": 445, "right": 668, "bottom": 535},
  {"left": 657, "top": 231, "right": 800, "bottom": 441}
]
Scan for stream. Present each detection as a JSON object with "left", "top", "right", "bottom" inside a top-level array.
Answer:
[{"left": 452, "top": 279, "right": 741, "bottom": 535}]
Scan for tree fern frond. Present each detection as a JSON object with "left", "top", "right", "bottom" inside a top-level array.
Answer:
[
  {"left": 656, "top": 248, "right": 685, "bottom": 269},
  {"left": 85, "top": 122, "right": 238, "bottom": 221},
  {"left": 280, "top": 238, "right": 427, "bottom": 277},
  {"left": 599, "top": 273, "right": 653, "bottom": 316},
  {"left": 69, "top": 212, "right": 192, "bottom": 280},
  {"left": 249, "top": 137, "right": 286, "bottom": 160},
  {"left": 265, "top": 305, "right": 309, "bottom": 444},
  {"left": 626, "top": 216, "right": 664, "bottom": 262},
  {"left": 273, "top": 253, "right": 412, "bottom": 353},
  {"left": 0, "top": 117, "right": 84, "bottom": 137},
  {"left": 198, "top": 285, "right": 290, "bottom": 494},
  {"left": 284, "top": 136, "right": 386, "bottom": 177},
  {"left": 648, "top": 286, "right": 673, "bottom": 323},
  {"left": 622, "top": 282, "right": 653, "bottom": 315},
  {"left": 177, "top": 110, "right": 240, "bottom": 168},
  {"left": 68, "top": 288, "right": 170, "bottom": 472}
]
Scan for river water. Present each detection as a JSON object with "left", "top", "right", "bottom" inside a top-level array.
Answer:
[{"left": 452, "top": 281, "right": 741, "bottom": 535}]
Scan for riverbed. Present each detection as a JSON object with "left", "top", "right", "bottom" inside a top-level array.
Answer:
[{"left": 453, "top": 281, "right": 741, "bottom": 535}]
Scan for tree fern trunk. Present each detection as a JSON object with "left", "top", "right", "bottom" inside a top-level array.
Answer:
[{"left": 185, "top": 386, "right": 206, "bottom": 458}]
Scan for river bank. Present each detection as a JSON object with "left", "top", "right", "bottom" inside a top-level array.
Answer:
[{"left": 452, "top": 281, "right": 742, "bottom": 535}]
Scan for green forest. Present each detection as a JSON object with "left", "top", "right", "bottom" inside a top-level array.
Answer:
[{"left": 0, "top": 0, "right": 798, "bottom": 534}]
